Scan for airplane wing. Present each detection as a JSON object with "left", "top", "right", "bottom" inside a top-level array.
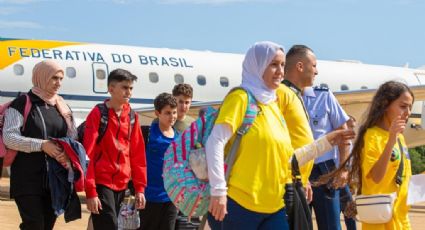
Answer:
[
  {"left": 335, "top": 85, "right": 425, "bottom": 106},
  {"left": 335, "top": 85, "right": 425, "bottom": 121},
  {"left": 335, "top": 85, "right": 425, "bottom": 148}
]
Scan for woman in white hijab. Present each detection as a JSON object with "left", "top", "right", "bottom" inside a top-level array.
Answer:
[
  {"left": 205, "top": 41, "right": 354, "bottom": 230},
  {"left": 205, "top": 41, "right": 293, "bottom": 229}
]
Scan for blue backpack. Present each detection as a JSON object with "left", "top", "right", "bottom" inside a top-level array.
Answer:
[{"left": 163, "top": 87, "right": 258, "bottom": 219}]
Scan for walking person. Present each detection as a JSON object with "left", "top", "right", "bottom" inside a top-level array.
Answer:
[
  {"left": 2, "top": 60, "right": 79, "bottom": 229},
  {"left": 323, "top": 81, "right": 414, "bottom": 230},
  {"left": 83, "top": 69, "right": 147, "bottom": 230},
  {"left": 140, "top": 93, "right": 179, "bottom": 230},
  {"left": 205, "top": 41, "right": 354, "bottom": 230}
]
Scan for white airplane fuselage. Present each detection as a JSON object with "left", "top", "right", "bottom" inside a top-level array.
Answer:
[{"left": 1, "top": 39, "right": 425, "bottom": 146}]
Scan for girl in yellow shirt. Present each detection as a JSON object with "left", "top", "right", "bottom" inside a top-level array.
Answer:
[{"left": 326, "top": 81, "right": 414, "bottom": 230}]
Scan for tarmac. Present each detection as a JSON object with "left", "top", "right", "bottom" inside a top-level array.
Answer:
[{"left": 1, "top": 175, "right": 425, "bottom": 229}]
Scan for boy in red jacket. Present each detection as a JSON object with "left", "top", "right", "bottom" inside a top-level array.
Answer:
[{"left": 83, "top": 69, "right": 147, "bottom": 230}]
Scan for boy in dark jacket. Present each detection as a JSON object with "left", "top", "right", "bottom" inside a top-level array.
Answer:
[{"left": 83, "top": 69, "right": 147, "bottom": 230}]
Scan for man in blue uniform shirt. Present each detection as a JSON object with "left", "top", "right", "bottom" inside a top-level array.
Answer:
[
  {"left": 285, "top": 45, "right": 355, "bottom": 230},
  {"left": 303, "top": 85, "right": 356, "bottom": 230}
]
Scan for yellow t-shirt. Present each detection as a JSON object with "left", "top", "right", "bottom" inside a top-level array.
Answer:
[
  {"left": 361, "top": 126, "right": 412, "bottom": 230},
  {"left": 276, "top": 84, "right": 314, "bottom": 184},
  {"left": 216, "top": 89, "right": 294, "bottom": 213}
]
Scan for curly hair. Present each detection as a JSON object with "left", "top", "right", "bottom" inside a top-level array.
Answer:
[
  {"left": 172, "top": 83, "right": 193, "bottom": 98},
  {"left": 154, "top": 93, "right": 177, "bottom": 112}
]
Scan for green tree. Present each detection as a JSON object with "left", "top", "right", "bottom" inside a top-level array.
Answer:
[{"left": 409, "top": 146, "right": 425, "bottom": 175}]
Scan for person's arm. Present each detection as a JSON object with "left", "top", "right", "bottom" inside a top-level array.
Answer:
[
  {"left": 82, "top": 107, "right": 104, "bottom": 213},
  {"left": 206, "top": 89, "right": 246, "bottom": 221},
  {"left": 368, "top": 116, "right": 405, "bottom": 183},
  {"left": 294, "top": 129, "right": 355, "bottom": 166},
  {"left": 83, "top": 108, "right": 101, "bottom": 199},
  {"left": 331, "top": 123, "right": 351, "bottom": 188},
  {"left": 3, "top": 107, "right": 43, "bottom": 153},
  {"left": 206, "top": 124, "right": 233, "bottom": 196},
  {"left": 368, "top": 138, "right": 396, "bottom": 183},
  {"left": 205, "top": 123, "right": 233, "bottom": 221},
  {"left": 337, "top": 123, "right": 350, "bottom": 165},
  {"left": 3, "top": 107, "right": 64, "bottom": 158},
  {"left": 327, "top": 91, "right": 350, "bottom": 165},
  {"left": 129, "top": 115, "right": 147, "bottom": 209}
]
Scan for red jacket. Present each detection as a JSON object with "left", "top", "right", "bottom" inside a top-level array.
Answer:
[{"left": 83, "top": 102, "right": 147, "bottom": 198}]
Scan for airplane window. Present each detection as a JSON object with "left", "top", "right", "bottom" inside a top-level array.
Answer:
[
  {"left": 96, "top": 69, "right": 106, "bottom": 80},
  {"left": 220, "top": 76, "right": 229, "bottom": 87},
  {"left": 13, "top": 64, "right": 24, "bottom": 76},
  {"left": 197, "top": 75, "right": 206, "bottom": 86},
  {"left": 66, "top": 67, "right": 76, "bottom": 78},
  {"left": 174, "top": 74, "right": 184, "bottom": 84},
  {"left": 149, "top": 72, "right": 159, "bottom": 83},
  {"left": 341, "top": 84, "right": 349, "bottom": 91},
  {"left": 361, "top": 86, "right": 368, "bottom": 89},
  {"left": 320, "top": 83, "right": 328, "bottom": 88}
]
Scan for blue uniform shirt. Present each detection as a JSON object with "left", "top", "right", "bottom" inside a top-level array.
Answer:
[
  {"left": 303, "top": 86, "right": 349, "bottom": 164},
  {"left": 145, "top": 122, "right": 176, "bottom": 202}
]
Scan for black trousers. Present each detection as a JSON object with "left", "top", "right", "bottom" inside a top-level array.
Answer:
[
  {"left": 0, "top": 157, "right": 3, "bottom": 179},
  {"left": 91, "top": 184, "right": 125, "bottom": 230},
  {"left": 15, "top": 194, "right": 57, "bottom": 230},
  {"left": 139, "top": 201, "right": 178, "bottom": 230},
  {"left": 175, "top": 211, "right": 201, "bottom": 230}
]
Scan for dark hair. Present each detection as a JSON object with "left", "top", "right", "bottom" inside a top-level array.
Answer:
[
  {"left": 107, "top": 68, "right": 137, "bottom": 86},
  {"left": 154, "top": 92, "right": 177, "bottom": 112},
  {"left": 285, "top": 44, "right": 314, "bottom": 72},
  {"left": 347, "top": 114, "right": 356, "bottom": 122},
  {"left": 172, "top": 83, "right": 193, "bottom": 98},
  {"left": 320, "top": 81, "right": 414, "bottom": 194}
]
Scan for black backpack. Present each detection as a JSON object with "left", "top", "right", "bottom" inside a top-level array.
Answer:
[{"left": 77, "top": 103, "right": 136, "bottom": 144}]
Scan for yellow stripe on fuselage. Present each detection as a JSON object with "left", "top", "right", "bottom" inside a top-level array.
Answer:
[{"left": 0, "top": 39, "right": 83, "bottom": 70}]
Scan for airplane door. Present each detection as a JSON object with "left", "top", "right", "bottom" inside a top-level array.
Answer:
[{"left": 92, "top": 62, "right": 109, "bottom": 93}]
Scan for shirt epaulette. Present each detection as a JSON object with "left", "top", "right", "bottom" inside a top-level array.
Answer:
[{"left": 313, "top": 86, "right": 329, "bottom": 92}]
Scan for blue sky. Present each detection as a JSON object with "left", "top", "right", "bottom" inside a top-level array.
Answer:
[{"left": 1, "top": 0, "right": 425, "bottom": 68}]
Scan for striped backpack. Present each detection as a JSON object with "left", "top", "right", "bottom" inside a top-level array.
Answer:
[{"left": 163, "top": 87, "right": 258, "bottom": 219}]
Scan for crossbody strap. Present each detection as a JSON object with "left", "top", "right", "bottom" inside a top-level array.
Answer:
[
  {"left": 282, "top": 80, "right": 309, "bottom": 121},
  {"left": 223, "top": 88, "right": 258, "bottom": 182},
  {"left": 95, "top": 103, "right": 109, "bottom": 144},
  {"left": 200, "top": 90, "right": 256, "bottom": 230},
  {"left": 395, "top": 138, "right": 405, "bottom": 186},
  {"left": 291, "top": 155, "right": 302, "bottom": 181}
]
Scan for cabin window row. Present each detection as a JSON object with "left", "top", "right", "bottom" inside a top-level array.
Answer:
[
  {"left": 12, "top": 64, "right": 230, "bottom": 87},
  {"left": 147, "top": 73, "right": 229, "bottom": 87},
  {"left": 318, "top": 83, "right": 369, "bottom": 91}
]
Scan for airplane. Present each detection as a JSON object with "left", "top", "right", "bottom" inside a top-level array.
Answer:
[{"left": 1, "top": 38, "right": 425, "bottom": 147}]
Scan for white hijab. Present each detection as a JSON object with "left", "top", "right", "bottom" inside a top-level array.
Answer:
[{"left": 240, "top": 41, "right": 284, "bottom": 105}]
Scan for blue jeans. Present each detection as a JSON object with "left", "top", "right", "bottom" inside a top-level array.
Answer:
[
  {"left": 339, "top": 184, "right": 356, "bottom": 230},
  {"left": 207, "top": 197, "right": 289, "bottom": 230},
  {"left": 310, "top": 160, "right": 341, "bottom": 230}
]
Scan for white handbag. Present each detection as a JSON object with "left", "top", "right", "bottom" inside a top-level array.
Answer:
[
  {"left": 355, "top": 192, "right": 396, "bottom": 224},
  {"left": 355, "top": 139, "right": 405, "bottom": 224}
]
